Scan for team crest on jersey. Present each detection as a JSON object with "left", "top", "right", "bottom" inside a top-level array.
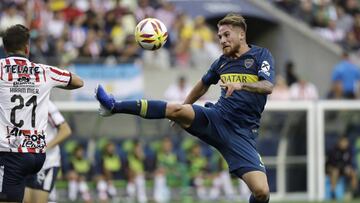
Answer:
[{"left": 244, "top": 59, "right": 254, "bottom": 68}]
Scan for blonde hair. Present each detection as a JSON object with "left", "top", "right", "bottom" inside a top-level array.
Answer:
[{"left": 217, "top": 13, "right": 247, "bottom": 32}]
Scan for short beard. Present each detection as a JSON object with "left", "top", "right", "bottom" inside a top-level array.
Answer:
[{"left": 224, "top": 43, "right": 241, "bottom": 57}]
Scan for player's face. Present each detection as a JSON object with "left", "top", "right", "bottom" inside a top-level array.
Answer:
[{"left": 218, "top": 25, "right": 244, "bottom": 56}]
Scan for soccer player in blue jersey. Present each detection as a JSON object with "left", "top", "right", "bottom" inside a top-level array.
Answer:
[{"left": 96, "top": 13, "right": 274, "bottom": 203}]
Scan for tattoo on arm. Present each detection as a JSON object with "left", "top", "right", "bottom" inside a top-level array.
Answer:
[{"left": 242, "top": 80, "right": 274, "bottom": 94}]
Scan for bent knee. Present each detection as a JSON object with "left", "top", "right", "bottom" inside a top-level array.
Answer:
[
  {"left": 253, "top": 186, "right": 270, "bottom": 201},
  {"left": 166, "top": 103, "right": 183, "bottom": 118},
  {"left": 166, "top": 103, "right": 191, "bottom": 119},
  {"left": 166, "top": 103, "right": 194, "bottom": 127}
]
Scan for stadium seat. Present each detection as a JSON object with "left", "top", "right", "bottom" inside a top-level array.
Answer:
[{"left": 324, "top": 175, "right": 345, "bottom": 201}]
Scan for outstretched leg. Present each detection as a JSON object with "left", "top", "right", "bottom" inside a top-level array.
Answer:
[{"left": 95, "top": 85, "right": 195, "bottom": 128}]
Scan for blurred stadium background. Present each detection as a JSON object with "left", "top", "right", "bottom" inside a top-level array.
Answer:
[{"left": 1, "top": 0, "right": 360, "bottom": 202}]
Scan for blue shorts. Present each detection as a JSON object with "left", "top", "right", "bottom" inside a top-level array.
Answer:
[
  {"left": 0, "top": 152, "right": 45, "bottom": 202},
  {"left": 185, "top": 104, "right": 266, "bottom": 177},
  {"left": 25, "top": 167, "right": 59, "bottom": 192}
]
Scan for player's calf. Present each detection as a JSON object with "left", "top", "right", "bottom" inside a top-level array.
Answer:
[{"left": 95, "top": 85, "right": 166, "bottom": 119}]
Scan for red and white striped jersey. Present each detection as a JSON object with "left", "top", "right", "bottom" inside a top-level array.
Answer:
[
  {"left": 42, "top": 101, "right": 64, "bottom": 169},
  {"left": 0, "top": 55, "right": 71, "bottom": 153}
]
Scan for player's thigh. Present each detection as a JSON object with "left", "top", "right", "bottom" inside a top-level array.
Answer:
[
  {"left": 165, "top": 103, "right": 195, "bottom": 128},
  {"left": 30, "top": 189, "right": 49, "bottom": 203},
  {"left": 23, "top": 187, "right": 32, "bottom": 203},
  {"left": 23, "top": 187, "right": 49, "bottom": 203},
  {"left": 0, "top": 153, "right": 30, "bottom": 202},
  {"left": 241, "top": 171, "right": 269, "bottom": 195}
]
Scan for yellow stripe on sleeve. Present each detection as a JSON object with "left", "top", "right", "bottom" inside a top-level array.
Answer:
[{"left": 140, "top": 99, "right": 148, "bottom": 117}]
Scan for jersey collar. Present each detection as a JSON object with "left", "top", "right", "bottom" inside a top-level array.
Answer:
[{"left": 7, "top": 54, "right": 28, "bottom": 59}]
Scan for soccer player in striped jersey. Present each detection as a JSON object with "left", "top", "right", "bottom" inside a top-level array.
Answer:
[
  {"left": 0, "top": 24, "right": 83, "bottom": 202},
  {"left": 23, "top": 101, "right": 71, "bottom": 203},
  {"left": 96, "top": 13, "right": 274, "bottom": 203}
]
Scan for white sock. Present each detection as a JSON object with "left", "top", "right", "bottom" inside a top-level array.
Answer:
[
  {"left": 154, "top": 174, "right": 170, "bottom": 202},
  {"left": 209, "top": 175, "right": 221, "bottom": 200},
  {"left": 97, "top": 180, "right": 108, "bottom": 200},
  {"left": 127, "top": 182, "right": 136, "bottom": 198},
  {"left": 239, "top": 179, "right": 251, "bottom": 200},
  {"left": 221, "top": 171, "right": 235, "bottom": 197},
  {"left": 79, "top": 181, "right": 91, "bottom": 201},
  {"left": 108, "top": 182, "right": 117, "bottom": 197},
  {"left": 135, "top": 175, "right": 147, "bottom": 203},
  {"left": 195, "top": 177, "right": 207, "bottom": 200},
  {"left": 68, "top": 180, "right": 78, "bottom": 201}
]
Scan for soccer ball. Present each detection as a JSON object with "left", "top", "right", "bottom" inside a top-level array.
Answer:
[{"left": 134, "top": 18, "right": 168, "bottom": 50}]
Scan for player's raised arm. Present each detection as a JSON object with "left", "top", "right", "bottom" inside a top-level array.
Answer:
[
  {"left": 183, "top": 80, "right": 209, "bottom": 104},
  {"left": 62, "top": 73, "right": 84, "bottom": 90},
  {"left": 47, "top": 66, "right": 84, "bottom": 90}
]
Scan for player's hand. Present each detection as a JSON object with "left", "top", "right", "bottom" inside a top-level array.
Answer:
[
  {"left": 95, "top": 84, "right": 115, "bottom": 116},
  {"left": 220, "top": 80, "right": 243, "bottom": 98}
]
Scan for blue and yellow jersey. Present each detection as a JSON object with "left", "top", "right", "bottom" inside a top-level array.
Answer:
[{"left": 202, "top": 45, "right": 275, "bottom": 131}]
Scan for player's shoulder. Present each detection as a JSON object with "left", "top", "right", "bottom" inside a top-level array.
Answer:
[
  {"left": 32, "top": 61, "right": 58, "bottom": 70},
  {"left": 210, "top": 55, "right": 227, "bottom": 69},
  {"left": 248, "top": 45, "right": 271, "bottom": 56}
]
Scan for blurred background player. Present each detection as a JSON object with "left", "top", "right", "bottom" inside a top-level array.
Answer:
[
  {"left": 209, "top": 151, "right": 237, "bottom": 201},
  {"left": 153, "top": 137, "right": 177, "bottom": 203},
  {"left": 0, "top": 24, "right": 83, "bottom": 202},
  {"left": 96, "top": 13, "right": 274, "bottom": 203},
  {"left": 24, "top": 101, "right": 72, "bottom": 203},
  {"left": 187, "top": 142, "right": 209, "bottom": 200},
  {"left": 67, "top": 144, "right": 92, "bottom": 202},
  {"left": 326, "top": 136, "right": 358, "bottom": 199},
  {"left": 164, "top": 75, "right": 192, "bottom": 102},
  {"left": 96, "top": 142, "right": 120, "bottom": 202},
  {"left": 126, "top": 140, "right": 148, "bottom": 203}
]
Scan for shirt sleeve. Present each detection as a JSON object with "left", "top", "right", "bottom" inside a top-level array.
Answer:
[
  {"left": 331, "top": 66, "right": 341, "bottom": 81},
  {"left": 46, "top": 66, "right": 72, "bottom": 88},
  {"left": 257, "top": 48, "right": 275, "bottom": 84},
  {"left": 48, "top": 101, "right": 65, "bottom": 127},
  {"left": 201, "top": 58, "right": 221, "bottom": 86}
]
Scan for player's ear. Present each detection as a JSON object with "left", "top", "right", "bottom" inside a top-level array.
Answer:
[
  {"left": 239, "top": 30, "right": 245, "bottom": 41},
  {"left": 25, "top": 44, "right": 30, "bottom": 56}
]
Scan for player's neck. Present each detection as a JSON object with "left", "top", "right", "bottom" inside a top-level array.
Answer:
[
  {"left": 231, "top": 43, "right": 250, "bottom": 59},
  {"left": 239, "top": 43, "right": 250, "bottom": 55},
  {"left": 6, "top": 51, "right": 28, "bottom": 58}
]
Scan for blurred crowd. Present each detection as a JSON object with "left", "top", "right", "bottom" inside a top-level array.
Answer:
[
  {"left": 2, "top": 0, "right": 360, "bottom": 99},
  {"left": 272, "top": 0, "right": 360, "bottom": 53},
  {"left": 59, "top": 136, "right": 250, "bottom": 202},
  {"left": 270, "top": 51, "right": 360, "bottom": 100},
  {"left": 0, "top": 0, "right": 220, "bottom": 69}
]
